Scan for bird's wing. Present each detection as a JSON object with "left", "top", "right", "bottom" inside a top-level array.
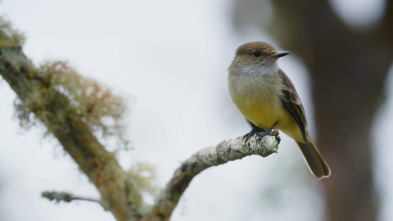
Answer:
[{"left": 278, "top": 69, "right": 308, "bottom": 142}]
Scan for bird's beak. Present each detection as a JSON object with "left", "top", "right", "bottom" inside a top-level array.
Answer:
[{"left": 271, "top": 51, "right": 290, "bottom": 58}]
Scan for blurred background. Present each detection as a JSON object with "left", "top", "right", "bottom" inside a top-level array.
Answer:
[{"left": 0, "top": 0, "right": 392, "bottom": 220}]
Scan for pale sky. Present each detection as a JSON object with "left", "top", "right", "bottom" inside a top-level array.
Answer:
[{"left": 0, "top": 0, "right": 392, "bottom": 221}]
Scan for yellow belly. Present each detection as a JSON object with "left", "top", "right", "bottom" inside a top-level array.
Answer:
[
  {"left": 235, "top": 97, "right": 305, "bottom": 143},
  {"left": 228, "top": 73, "right": 306, "bottom": 142},
  {"left": 239, "top": 98, "right": 281, "bottom": 128}
]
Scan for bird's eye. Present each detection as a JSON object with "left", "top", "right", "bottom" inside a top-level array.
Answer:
[{"left": 252, "top": 51, "right": 261, "bottom": 57}]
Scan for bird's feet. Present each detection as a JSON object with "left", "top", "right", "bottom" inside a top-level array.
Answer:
[
  {"left": 243, "top": 128, "right": 264, "bottom": 143},
  {"left": 244, "top": 121, "right": 279, "bottom": 145},
  {"left": 255, "top": 121, "right": 279, "bottom": 142},
  {"left": 255, "top": 128, "right": 277, "bottom": 142}
]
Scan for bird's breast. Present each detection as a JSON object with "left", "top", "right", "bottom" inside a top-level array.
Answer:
[{"left": 228, "top": 73, "right": 285, "bottom": 129}]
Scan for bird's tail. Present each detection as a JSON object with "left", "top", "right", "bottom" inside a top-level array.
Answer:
[{"left": 296, "top": 141, "right": 331, "bottom": 179}]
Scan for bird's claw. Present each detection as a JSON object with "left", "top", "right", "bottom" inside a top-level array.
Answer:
[
  {"left": 242, "top": 131, "right": 255, "bottom": 143},
  {"left": 256, "top": 129, "right": 280, "bottom": 143}
]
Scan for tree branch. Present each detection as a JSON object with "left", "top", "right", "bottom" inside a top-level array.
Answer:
[
  {"left": 1, "top": 18, "right": 281, "bottom": 221},
  {"left": 0, "top": 35, "right": 144, "bottom": 221},
  {"left": 144, "top": 133, "right": 280, "bottom": 220},
  {"left": 41, "top": 191, "right": 101, "bottom": 204}
]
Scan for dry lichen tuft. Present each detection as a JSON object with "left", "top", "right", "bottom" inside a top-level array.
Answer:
[
  {"left": 14, "top": 60, "right": 132, "bottom": 150},
  {"left": 127, "top": 162, "right": 159, "bottom": 197},
  {"left": 1, "top": 16, "right": 131, "bottom": 150},
  {"left": 0, "top": 17, "right": 25, "bottom": 47}
]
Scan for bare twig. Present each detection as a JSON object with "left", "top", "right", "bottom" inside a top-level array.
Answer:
[{"left": 41, "top": 191, "right": 101, "bottom": 204}]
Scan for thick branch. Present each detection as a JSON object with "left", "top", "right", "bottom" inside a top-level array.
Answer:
[
  {"left": 1, "top": 20, "right": 281, "bottom": 221},
  {"left": 144, "top": 133, "right": 280, "bottom": 220},
  {"left": 0, "top": 47, "right": 144, "bottom": 220}
]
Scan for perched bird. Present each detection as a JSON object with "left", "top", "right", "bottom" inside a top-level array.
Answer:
[{"left": 228, "top": 41, "right": 330, "bottom": 179}]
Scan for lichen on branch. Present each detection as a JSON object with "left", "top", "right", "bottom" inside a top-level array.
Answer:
[
  {"left": 13, "top": 60, "right": 131, "bottom": 149},
  {"left": 0, "top": 17, "right": 142, "bottom": 220},
  {"left": 144, "top": 133, "right": 280, "bottom": 220},
  {"left": 1, "top": 16, "right": 281, "bottom": 221},
  {"left": 0, "top": 17, "right": 25, "bottom": 47}
]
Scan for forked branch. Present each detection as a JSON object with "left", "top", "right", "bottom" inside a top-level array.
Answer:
[{"left": 0, "top": 18, "right": 280, "bottom": 221}]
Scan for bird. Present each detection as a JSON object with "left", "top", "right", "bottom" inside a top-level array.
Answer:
[{"left": 227, "top": 41, "right": 330, "bottom": 179}]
